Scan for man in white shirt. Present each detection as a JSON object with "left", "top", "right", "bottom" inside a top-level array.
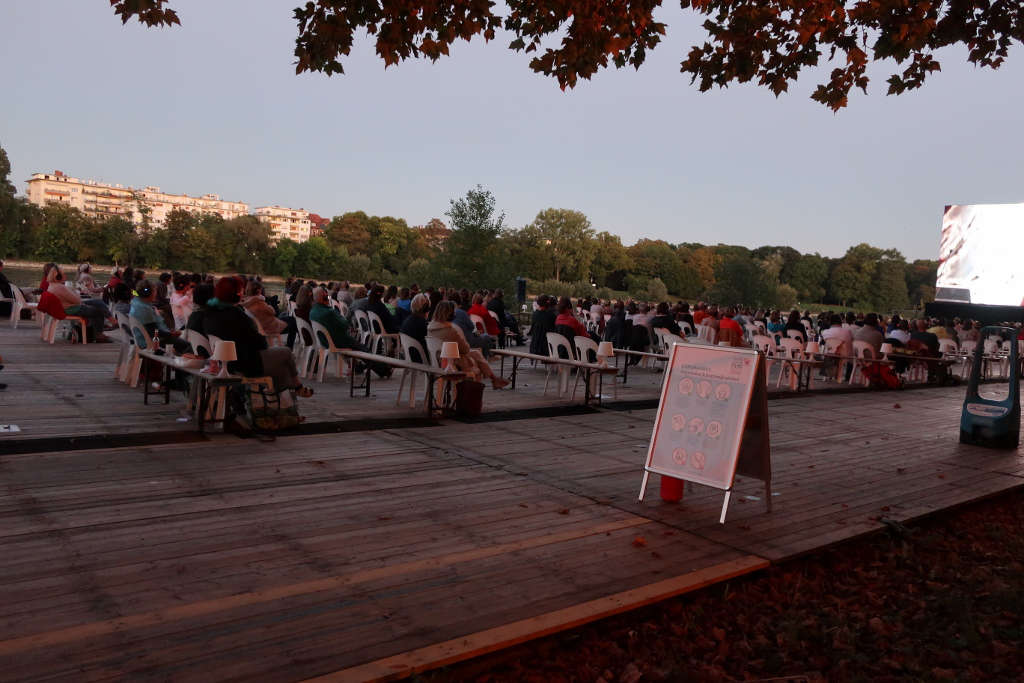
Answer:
[{"left": 820, "top": 314, "right": 853, "bottom": 353}]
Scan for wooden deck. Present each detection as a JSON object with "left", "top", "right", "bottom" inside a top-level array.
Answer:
[{"left": 1, "top": 320, "right": 1023, "bottom": 681}]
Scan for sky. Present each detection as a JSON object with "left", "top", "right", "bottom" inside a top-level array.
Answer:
[{"left": 2, "top": 1, "right": 1022, "bottom": 261}]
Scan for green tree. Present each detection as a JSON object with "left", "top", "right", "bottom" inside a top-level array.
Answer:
[
  {"left": 707, "top": 256, "right": 777, "bottom": 307},
  {"left": 34, "top": 203, "right": 91, "bottom": 262},
  {"left": 325, "top": 212, "right": 371, "bottom": 255},
  {"left": 445, "top": 185, "right": 505, "bottom": 289},
  {"left": 293, "top": 236, "right": 333, "bottom": 277},
  {"left": 111, "top": 1, "right": 1023, "bottom": 109},
  {"left": 628, "top": 239, "right": 685, "bottom": 295},
  {"left": 590, "top": 231, "right": 633, "bottom": 290},
  {"left": 220, "top": 215, "right": 272, "bottom": 273},
  {"left": 269, "top": 238, "right": 299, "bottom": 276},
  {"left": 788, "top": 253, "right": 829, "bottom": 303},
  {"left": 525, "top": 208, "right": 596, "bottom": 281}
]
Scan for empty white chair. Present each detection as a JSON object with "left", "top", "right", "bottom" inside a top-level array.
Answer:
[
  {"left": 6, "top": 287, "right": 38, "bottom": 328},
  {"left": 396, "top": 333, "right": 432, "bottom": 408},
  {"left": 353, "top": 310, "right": 373, "bottom": 348},
  {"left": 545, "top": 332, "right": 574, "bottom": 396},
  {"left": 938, "top": 338, "right": 958, "bottom": 358},
  {"left": 776, "top": 337, "right": 804, "bottom": 389},
  {"left": 293, "top": 318, "right": 318, "bottom": 378},
  {"left": 113, "top": 312, "right": 136, "bottom": 382}
]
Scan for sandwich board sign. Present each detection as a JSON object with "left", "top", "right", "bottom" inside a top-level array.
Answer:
[{"left": 638, "top": 343, "right": 772, "bottom": 523}]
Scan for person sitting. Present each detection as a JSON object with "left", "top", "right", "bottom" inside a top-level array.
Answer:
[
  {"left": 396, "top": 286, "right": 413, "bottom": 313},
  {"left": 293, "top": 284, "right": 313, "bottom": 323},
  {"left": 486, "top": 288, "right": 522, "bottom": 343},
  {"left": 170, "top": 276, "right": 195, "bottom": 330},
  {"left": 910, "top": 318, "right": 940, "bottom": 355},
  {"left": 766, "top": 310, "right": 785, "bottom": 340},
  {"left": 130, "top": 280, "right": 191, "bottom": 358},
  {"left": 400, "top": 293, "right": 430, "bottom": 361},
  {"left": 365, "top": 284, "right": 399, "bottom": 333},
  {"left": 427, "top": 301, "right": 508, "bottom": 389},
  {"left": 529, "top": 295, "right": 557, "bottom": 356},
  {"left": 453, "top": 292, "right": 493, "bottom": 354},
  {"left": 784, "top": 310, "right": 806, "bottom": 339},
  {"left": 959, "top": 320, "right": 980, "bottom": 343},
  {"left": 185, "top": 284, "right": 215, "bottom": 355},
  {"left": 554, "top": 297, "right": 596, "bottom": 342},
  {"left": 649, "top": 302, "right": 681, "bottom": 336},
  {"left": 853, "top": 313, "right": 884, "bottom": 352},
  {"left": 820, "top": 314, "right": 853, "bottom": 352},
  {"left": 76, "top": 264, "right": 104, "bottom": 298},
  {"left": 0, "top": 259, "right": 13, "bottom": 317},
  {"left": 677, "top": 302, "right": 694, "bottom": 328},
  {"left": 204, "top": 277, "right": 313, "bottom": 397},
  {"left": 47, "top": 266, "right": 111, "bottom": 342},
  {"left": 468, "top": 294, "right": 500, "bottom": 336},
  {"left": 603, "top": 303, "right": 631, "bottom": 349},
  {"left": 110, "top": 283, "right": 133, "bottom": 317},
  {"left": 38, "top": 262, "right": 57, "bottom": 293},
  {"left": 242, "top": 280, "right": 294, "bottom": 346},
  {"left": 309, "top": 287, "right": 392, "bottom": 377},
  {"left": 717, "top": 307, "right": 747, "bottom": 347}
]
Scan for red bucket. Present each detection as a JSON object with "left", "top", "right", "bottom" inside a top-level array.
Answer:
[{"left": 660, "top": 475, "right": 684, "bottom": 502}]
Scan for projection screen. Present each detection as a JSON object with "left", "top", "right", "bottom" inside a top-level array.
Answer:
[{"left": 936, "top": 203, "right": 1024, "bottom": 306}]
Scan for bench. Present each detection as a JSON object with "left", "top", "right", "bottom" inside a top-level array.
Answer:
[
  {"left": 608, "top": 348, "right": 669, "bottom": 384},
  {"left": 490, "top": 349, "right": 619, "bottom": 405},
  {"left": 335, "top": 348, "right": 465, "bottom": 416},
  {"left": 136, "top": 350, "right": 244, "bottom": 433}
]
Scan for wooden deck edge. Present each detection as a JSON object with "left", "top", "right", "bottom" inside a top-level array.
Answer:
[{"left": 307, "top": 554, "right": 769, "bottom": 683}]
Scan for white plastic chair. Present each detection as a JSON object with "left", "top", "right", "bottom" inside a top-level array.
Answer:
[
  {"left": 397, "top": 333, "right": 431, "bottom": 408},
  {"left": 294, "top": 318, "right": 318, "bottom": 379},
  {"left": 544, "top": 332, "right": 574, "bottom": 396},
  {"left": 776, "top": 338, "right": 804, "bottom": 389},
  {"left": 353, "top": 310, "right": 373, "bottom": 347},
  {"left": 680, "top": 321, "right": 695, "bottom": 337},
  {"left": 849, "top": 340, "right": 877, "bottom": 386},
  {"left": 6, "top": 287, "right": 38, "bottom": 328},
  {"left": 470, "top": 314, "right": 488, "bottom": 336},
  {"left": 43, "top": 312, "right": 88, "bottom": 345},
  {"left": 114, "top": 312, "right": 136, "bottom": 382},
  {"left": 367, "top": 310, "right": 398, "bottom": 356},
  {"left": 126, "top": 316, "right": 157, "bottom": 387},
  {"left": 785, "top": 329, "right": 805, "bottom": 344},
  {"left": 696, "top": 325, "right": 717, "bottom": 345},
  {"left": 183, "top": 329, "right": 213, "bottom": 358},
  {"left": 310, "top": 320, "right": 348, "bottom": 382}
]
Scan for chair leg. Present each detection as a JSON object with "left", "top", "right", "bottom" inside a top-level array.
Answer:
[
  {"left": 396, "top": 368, "right": 407, "bottom": 406},
  {"left": 543, "top": 365, "right": 552, "bottom": 395},
  {"left": 318, "top": 350, "right": 328, "bottom": 382}
]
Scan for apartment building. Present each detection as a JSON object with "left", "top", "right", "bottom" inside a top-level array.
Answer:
[
  {"left": 254, "top": 205, "right": 312, "bottom": 243},
  {"left": 25, "top": 171, "right": 249, "bottom": 227},
  {"left": 134, "top": 186, "right": 248, "bottom": 226}
]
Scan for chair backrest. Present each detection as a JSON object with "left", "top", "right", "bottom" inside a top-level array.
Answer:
[
  {"left": 115, "top": 311, "right": 131, "bottom": 339},
  {"left": 785, "top": 328, "right": 805, "bottom": 343},
  {"left": 546, "top": 331, "right": 573, "bottom": 360},
  {"left": 778, "top": 337, "right": 804, "bottom": 359},
  {"left": 652, "top": 326, "right": 669, "bottom": 353},
  {"left": 311, "top": 320, "right": 338, "bottom": 351},
  {"left": 983, "top": 337, "right": 1000, "bottom": 355},
  {"left": 960, "top": 339, "right": 977, "bottom": 356},
  {"left": 206, "top": 334, "right": 224, "bottom": 353},
  {"left": 425, "top": 336, "right": 445, "bottom": 366},
  {"left": 400, "top": 333, "right": 430, "bottom": 366},
  {"left": 938, "top": 338, "right": 958, "bottom": 355},
  {"left": 337, "top": 301, "right": 349, "bottom": 317},
  {"left": 662, "top": 332, "right": 686, "bottom": 347},
  {"left": 823, "top": 337, "right": 846, "bottom": 356},
  {"left": 752, "top": 334, "right": 775, "bottom": 357},
  {"left": 697, "top": 325, "right": 717, "bottom": 345},
  {"left": 128, "top": 315, "right": 155, "bottom": 350},
  {"left": 13, "top": 286, "right": 28, "bottom": 307},
  {"left": 295, "top": 317, "right": 315, "bottom": 348},
  {"left": 354, "top": 310, "right": 370, "bottom": 333},
  {"left": 680, "top": 321, "right": 694, "bottom": 337},
  {"left": 852, "top": 340, "right": 875, "bottom": 359},
  {"left": 718, "top": 327, "right": 743, "bottom": 347},
  {"left": 573, "top": 335, "right": 599, "bottom": 363},
  {"left": 470, "top": 314, "right": 487, "bottom": 335},
  {"left": 366, "top": 310, "right": 385, "bottom": 336},
  {"left": 184, "top": 329, "right": 213, "bottom": 357}
]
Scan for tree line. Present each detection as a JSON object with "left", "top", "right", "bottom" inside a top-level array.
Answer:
[{"left": 0, "top": 152, "right": 936, "bottom": 312}]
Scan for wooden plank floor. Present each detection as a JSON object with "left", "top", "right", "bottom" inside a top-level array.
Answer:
[
  {"left": 0, "top": 383, "right": 1022, "bottom": 679},
  {"left": 2, "top": 319, "right": 1023, "bottom": 680}
]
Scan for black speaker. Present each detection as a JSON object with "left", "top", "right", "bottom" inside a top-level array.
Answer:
[{"left": 515, "top": 276, "right": 527, "bottom": 303}]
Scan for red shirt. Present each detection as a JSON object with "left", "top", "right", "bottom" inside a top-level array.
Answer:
[
  {"left": 693, "top": 310, "right": 706, "bottom": 326},
  {"left": 555, "top": 312, "right": 588, "bottom": 338},
  {"left": 719, "top": 316, "right": 743, "bottom": 335},
  {"left": 468, "top": 303, "right": 500, "bottom": 335}
]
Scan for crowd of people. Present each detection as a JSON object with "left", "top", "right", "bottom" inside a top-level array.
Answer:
[{"left": 7, "top": 260, "right": 1020, "bottom": 428}]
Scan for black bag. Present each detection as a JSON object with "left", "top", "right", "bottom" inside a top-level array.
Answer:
[{"left": 454, "top": 380, "right": 484, "bottom": 417}]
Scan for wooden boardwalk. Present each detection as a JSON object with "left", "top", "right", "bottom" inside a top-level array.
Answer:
[{"left": 1, "top": 321, "right": 1023, "bottom": 680}]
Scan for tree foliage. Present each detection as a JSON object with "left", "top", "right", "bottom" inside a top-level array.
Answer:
[{"left": 108, "top": 0, "right": 1024, "bottom": 109}]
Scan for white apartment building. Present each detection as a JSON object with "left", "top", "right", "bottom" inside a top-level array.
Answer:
[
  {"left": 134, "top": 186, "right": 248, "bottom": 226},
  {"left": 254, "top": 205, "right": 312, "bottom": 243},
  {"left": 25, "top": 171, "right": 249, "bottom": 228}
]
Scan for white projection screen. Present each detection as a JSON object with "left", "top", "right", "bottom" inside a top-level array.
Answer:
[{"left": 936, "top": 203, "right": 1024, "bottom": 306}]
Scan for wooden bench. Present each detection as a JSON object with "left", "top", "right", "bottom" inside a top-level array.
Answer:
[
  {"left": 490, "top": 349, "right": 619, "bottom": 405},
  {"left": 335, "top": 348, "right": 465, "bottom": 416},
  {"left": 136, "top": 350, "right": 244, "bottom": 433}
]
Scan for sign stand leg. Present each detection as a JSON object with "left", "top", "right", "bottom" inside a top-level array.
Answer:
[
  {"left": 638, "top": 470, "right": 651, "bottom": 501},
  {"left": 719, "top": 489, "right": 732, "bottom": 524},
  {"left": 764, "top": 480, "right": 773, "bottom": 513}
]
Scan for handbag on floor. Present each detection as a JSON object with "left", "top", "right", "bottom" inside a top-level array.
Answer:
[{"left": 454, "top": 380, "right": 484, "bottom": 417}]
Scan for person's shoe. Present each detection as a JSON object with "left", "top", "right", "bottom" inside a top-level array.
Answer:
[
  {"left": 492, "top": 376, "right": 510, "bottom": 390},
  {"left": 0, "top": 383, "right": 6, "bottom": 390},
  {"left": 296, "top": 385, "right": 314, "bottom": 398}
]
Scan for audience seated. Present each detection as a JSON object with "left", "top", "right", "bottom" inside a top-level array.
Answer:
[{"left": 427, "top": 301, "right": 508, "bottom": 389}]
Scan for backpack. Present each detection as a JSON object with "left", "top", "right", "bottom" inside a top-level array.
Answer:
[
  {"left": 862, "top": 362, "right": 902, "bottom": 389},
  {"left": 454, "top": 380, "right": 485, "bottom": 417}
]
